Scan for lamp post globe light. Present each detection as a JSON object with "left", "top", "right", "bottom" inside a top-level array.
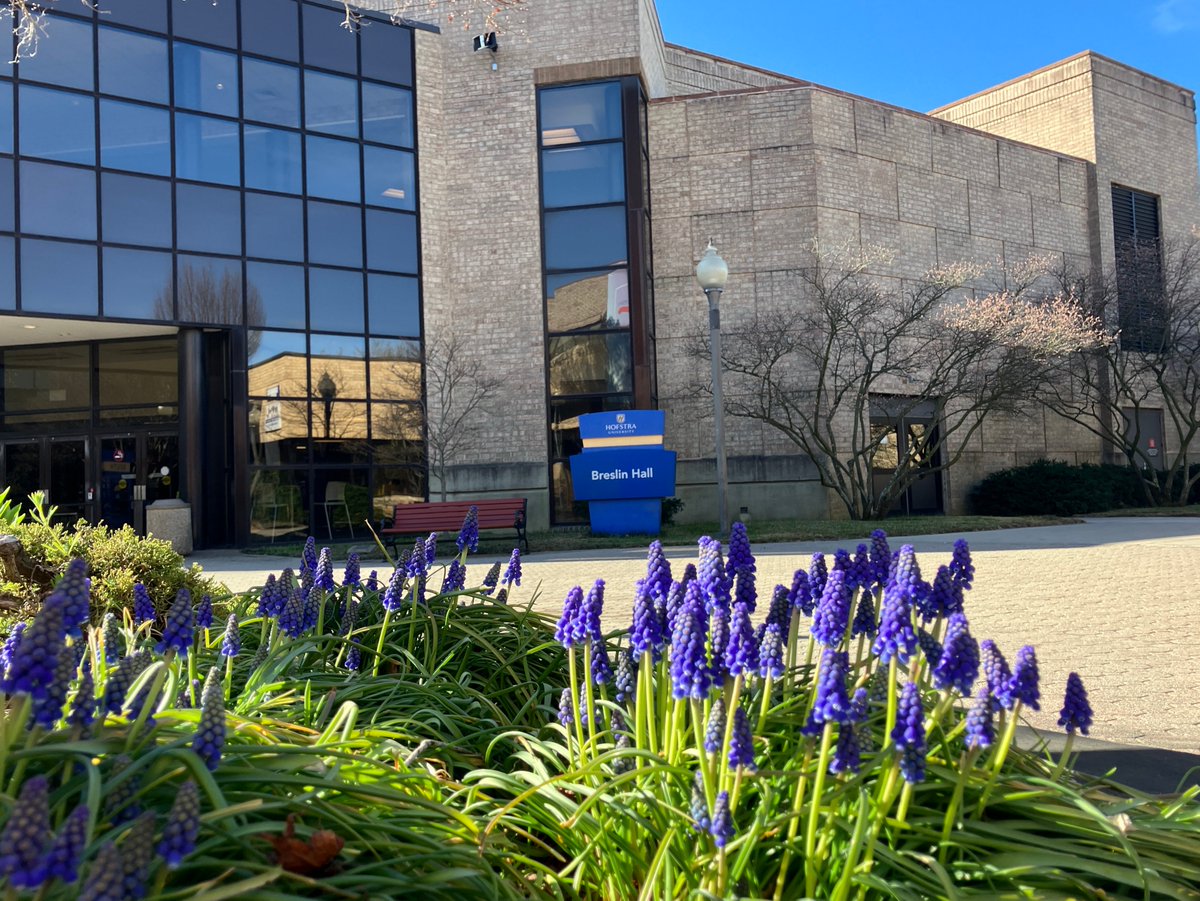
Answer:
[{"left": 695, "top": 240, "right": 730, "bottom": 537}]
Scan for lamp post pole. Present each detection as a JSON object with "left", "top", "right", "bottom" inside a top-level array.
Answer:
[{"left": 695, "top": 241, "right": 730, "bottom": 537}]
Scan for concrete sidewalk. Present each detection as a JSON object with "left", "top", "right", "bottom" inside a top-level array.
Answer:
[{"left": 189, "top": 516, "right": 1200, "bottom": 756}]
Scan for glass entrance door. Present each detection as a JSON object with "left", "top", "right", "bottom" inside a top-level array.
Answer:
[
  {"left": 1, "top": 440, "right": 41, "bottom": 509},
  {"left": 96, "top": 433, "right": 180, "bottom": 533},
  {"left": 1, "top": 437, "right": 87, "bottom": 522}
]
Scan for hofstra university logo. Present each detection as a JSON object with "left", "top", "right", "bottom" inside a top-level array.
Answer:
[
  {"left": 617, "top": 414, "right": 626, "bottom": 424},
  {"left": 605, "top": 413, "right": 638, "bottom": 433}
]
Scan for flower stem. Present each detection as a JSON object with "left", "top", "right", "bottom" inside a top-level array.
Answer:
[
  {"left": 803, "top": 723, "right": 835, "bottom": 897},
  {"left": 939, "top": 747, "right": 979, "bottom": 863},
  {"left": 371, "top": 610, "right": 393, "bottom": 677}
]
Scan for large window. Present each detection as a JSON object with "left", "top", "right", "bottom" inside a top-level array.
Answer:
[{"left": 1112, "top": 186, "right": 1165, "bottom": 353}]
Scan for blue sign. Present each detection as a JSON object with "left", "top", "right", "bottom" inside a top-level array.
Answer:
[
  {"left": 570, "top": 411, "right": 677, "bottom": 535},
  {"left": 570, "top": 446, "right": 677, "bottom": 501},
  {"left": 579, "top": 411, "right": 665, "bottom": 447}
]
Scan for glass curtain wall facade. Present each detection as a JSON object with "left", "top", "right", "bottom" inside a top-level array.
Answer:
[
  {"left": 0, "top": 0, "right": 424, "bottom": 545},
  {"left": 538, "top": 78, "right": 656, "bottom": 523}
]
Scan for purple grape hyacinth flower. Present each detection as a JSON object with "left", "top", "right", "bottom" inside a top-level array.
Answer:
[
  {"left": 872, "top": 577, "right": 918, "bottom": 665},
  {"left": 725, "top": 522, "right": 755, "bottom": 577},
  {"left": 932, "top": 613, "right": 979, "bottom": 696},
  {"left": 382, "top": 566, "right": 405, "bottom": 613},
  {"left": 645, "top": 541, "right": 673, "bottom": 602},
  {"left": 102, "top": 651, "right": 151, "bottom": 715},
  {"left": 690, "top": 771, "right": 710, "bottom": 833},
  {"left": 31, "top": 644, "right": 76, "bottom": 729},
  {"left": 1009, "top": 645, "right": 1041, "bottom": 711},
  {"left": 424, "top": 532, "right": 439, "bottom": 566},
  {"left": 788, "top": 568, "right": 813, "bottom": 616},
  {"left": 555, "top": 587, "right": 584, "bottom": 648},
  {"left": 829, "top": 723, "right": 864, "bottom": 775},
  {"left": 502, "top": 548, "right": 522, "bottom": 587},
  {"left": 725, "top": 601, "right": 758, "bottom": 677},
  {"left": 157, "top": 781, "right": 201, "bottom": 869},
  {"left": 193, "top": 669, "right": 226, "bottom": 771},
  {"left": 921, "top": 565, "right": 962, "bottom": 622},
  {"left": 869, "top": 529, "right": 891, "bottom": 587},
  {"left": 407, "top": 539, "right": 427, "bottom": 579},
  {"left": 219, "top": 614, "right": 241, "bottom": 658},
  {"left": 629, "top": 579, "right": 664, "bottom": 662},
  {"left": 917, "top": 630, "right": 943, "bottom": 669},
  {"left": 811, "top": 569, "right": 852, "bottom": 647},
  {"left": 580, "top": 580, "right": 606, "bottom": 644},
  {"left": 314, "top": 548, "right": 335, "bottom": 593},
  {"left": 42, "top": 802, "right": 89, "bottom": 884},
  {"left": 729, "top": 706, "right": 755, "bottom": 771},
  {"left": 758, "top": 622, "right": 784, "bottom": 679},
  {"left": 52, "top": 558, "right": 91, "bottom": 639},
  {"left": 456, "top": 506, "right": 479, "bottom": 554},
  {"left": 808, "top": 553, "right": 828, "bottom": 609},
  {"left": 440, "top": 559, "right": 466, "bottom": 594},
  {"left": 4, "top": 598, "right": 66, "bottom": 700},
  {"left": 0, "top": 775, "right": 50, "bottom": 889},
  {"left": 556, "top": 687, "right": 574, "bottom": 726},
  {"left": 132, "top": 582, "right": 155, "bottom": 625},
  {"left": 67, "top": 660, "right": 96, "bottom": 734},
  {"left": 851, "top": 544, "right": 872, "bottom": 592},
  {"left": 709, "top": 605, "right": 731, "bottom": 683},
  {"left": 981, "top": 640, "right": 1016, "bottom": 710},
  {"left": 892, "top": 682, "right": 927, "bottom": 783},
  {"left": 669, "top": 593, "right": 710, "bottom": 701},
  {"left": 79, "top": 841, "right": 122, "bottom": 901},
  {"left": 851, "top": 589, "right": 877, "bottom": 640},
  {"left": 704, "top": 697, "right": 727, "bottom": 754},
  {"left": 590, "top": 642, "right": 612, "bottom": 686},
  {"left": 614, "top": 648, "right": 638, "bottom": 703},
  {"left": 342, "top": 553, "right": 361, "bottom": 587},
  {"left": 698, "top": 537, "right": 731, "bottom": 612},
  {"left": 965, "top": 686, "right": 995, "bottom": 750},
  {"left": 1058, "top": 672, "right": 1093, "bottom": 735},
  {"left": 156, "top": 589, "right": 195, "bottom": 658},
  {"left": 277, "top": 588, "right": 306, "bottom": 639},
  {"left": 811, "top": 648, "right": 852, "bottom": 725},
  {"left": 765, "top": 584, "right": 790, "bottom": 632},
  {"left": 1, "top": 622, "right": 26, "bottom": 677},
  {"left": 710, "top": 792, "right": 735, "bottom": 849},
  {"left": 481, "top": 562, "right": 501, "bottom": 596},
  {"left": 256, "top": 574, "right": 282, "bottom": 619},
  {"left": 196, "top": 594, "right": 214, "bottom": 631},
  {"left": 120, "top": 812, "right": 155, "bottom": 901},
  {"left": 733, "top": 569, "right": 757, "bottom": 614},
  {"left": 302, "top": 536, "right": 318, "bottom": 573},
  {"left": 950, "top": 538, "right": 974, "bottom": 591}
]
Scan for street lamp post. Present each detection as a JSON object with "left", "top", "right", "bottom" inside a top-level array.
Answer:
[
  {"left": 317, "top": 372, "right": 337, "bottom": 439},
  {"left": 695, "top": 241, "right": 730, "bottom": 537}
]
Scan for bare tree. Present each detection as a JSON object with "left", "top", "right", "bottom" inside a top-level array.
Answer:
[
  {"left": 1043, "top": 232, "right": 1200, "bottom": 505},
  {"left": 701, "top": 244, "right": 1107, "bottom": 520}
]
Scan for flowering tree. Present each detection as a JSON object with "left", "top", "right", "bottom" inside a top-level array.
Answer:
[
  {"left": 1042, "top": 233, "right": 1200, "bottom": 506},
  {"left": 706, "top": 245, "right": 1107, "bottom": 520}
]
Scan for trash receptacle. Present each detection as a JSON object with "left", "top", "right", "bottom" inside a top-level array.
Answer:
[{"left": 146, "top": 498, "right": 193, "bottom": 555}]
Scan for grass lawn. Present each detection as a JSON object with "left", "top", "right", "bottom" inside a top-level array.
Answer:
[
  {"left": 244, "top": 513, "right": 1078, "bottom": 559},
  {"left": 1089, "top": 504, "right": 1200, "bottom": 517}
]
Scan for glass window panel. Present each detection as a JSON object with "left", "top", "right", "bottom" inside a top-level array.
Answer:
[
  {"left": 544, "top": 206, "right": 627, "bottom": 270},
  {"left": 367, "top": 273, "right": 419, "bottom": 337},
  {"left": 100, "top": 99, "right": 170, "bottom": 175},
  {"left": 101, "top": 1, "right": 167, "bottom": 31},
  {"left": 246, "top": 261, "right": 305, "bottom": 329},
  {"left": 311, "top": 403, "right": 368, "bottom": 462},
  {"left": 367, "top": 407, "right": 420, "bottom": 472},
  {"left": 302, "top": 5, "right": 358, "bottom": 74},
  {"left": 360, "top": 20, "right": 412, "bottom": 85},
  {"left": 241, "top": 0, "right": 299, "bottom": 61},
  {"left": 102, "top": 247, "right": 173, "bottom": 319},
  {"left": 549, "top": 394, "right": 634, "bottom": 459},
  {"left": 309, "top": 268, "right": 364, "bottom": 333},
  {"left": 547, "top": 268, "right": 629, "bottom": 332},
  {"left": 363, "top": 145, "right": 413, "bottom": 210},
  {"left": 305, "top": 135, "right": 359, "bottom": 202},
  {"left": 20, "top": 240, "right": 98, "bottom": 315},
  {"left": 175, "top": 183, "right": 241, "bottom": 254},
  {"left": 362, "top": 82, "right": 412, "bottom": 147},
  {"left": 310, "top": 334, "right": 367, "bottom": 400},
  {"left": 102, "top": 173, "right": 171, "bottom": 246},
  {"left": 310, "top": 471, "right": 369, "bottom": 533},
  {"left": 249, "top": 467, "right": 309, "bottom": 534},
  {"left": 248, "top": 330, "right": 307, "bottom": 397},
  {"left": 365, "top": 209, "right": 417, "bottom": 273},
  {"left": 1, "top": 80, "right": 13, "bottom": 153},
  {"left": 242, "top": 58, "right": 300, "bottom": 127},
  {"left": 304, "top": 70, "right": 358, "bottom": 138},
  {"left": 2, "top": 344, "right": 91, "bottom": 412},
  {"left": 171, "top": 0, "right": 236, "bottom": 48},
  {"left": 19, "top": 162, "right": 96, "bottom": 240},
  {"left": 540, "top": 82, "right": 622, "bottom": 145},
  {"left": 175, "top": 113, "right": 240, "bottom": 185},
  {"left": 542, "top": 143, "right": 625, "bottom": 209},
  {"left": 15, "top": 16, "right": 93, "bottom": 90},
  {"left": 0, "top": 158, "right": 12, "bottom": 231},
  {"left": 174, "top": 42, "right": 238, "bottom": 116},
  {"left": 19, "top": 86, "right": 95, "bottom": 164},
  {"left": 369, "top": 352, "right": 421, "bottom": 403},
  {"left": 243, "top": 125, "right": 302, "bottom": 194},
  {"left": 306, "top": 201, "right": 362, "bottom": 267},
  {"left": 373, "top": 466, "right": 426, "bottom": 512},
  {"left": 547, "top": 333, "right": 632, "bottom": 396},
  {"left": 98, "top": 27, "right": 168, "bottom": 103},
  {"left": 176, "top": 255, "right": 242, "bottom": 324},
  {"left": 98, "top": 339, "right": 178, "bottom": 407},
  {"left": 0, "top": 237, "right": 13, "bottom": 309},
  {"left": 245, "top": 192, "right": 303, "bottom": 261}
]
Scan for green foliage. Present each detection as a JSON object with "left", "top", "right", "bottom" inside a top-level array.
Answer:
[
  {"left": 0, "top": 486, "right": 26, "bottom": 528},
  {"left": 969, "top": 458, "right": 1144, "bottom": 515},
  {"left": 661, "top": 496, "right": 685, "bottom": 526}
]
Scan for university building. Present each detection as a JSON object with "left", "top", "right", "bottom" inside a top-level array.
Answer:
[{"left": 0, "top": 0, "right": 1197, "bottom": 545}]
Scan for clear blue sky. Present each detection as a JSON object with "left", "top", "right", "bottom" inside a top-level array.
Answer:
[{"left": 655, "top": 0, "right": 1200, "bottom": 114}]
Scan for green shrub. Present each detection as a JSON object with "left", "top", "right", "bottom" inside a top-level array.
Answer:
[
  {"left": 661, "top": 495, "right": 685, "bottom": 525},
  {"left": 969, "top": 458, "right": 1144, "bottom": 515}
]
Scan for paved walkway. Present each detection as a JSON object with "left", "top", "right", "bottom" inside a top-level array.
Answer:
[{"left": 190, "top": 517, "right": 1200, "bottom": 754}]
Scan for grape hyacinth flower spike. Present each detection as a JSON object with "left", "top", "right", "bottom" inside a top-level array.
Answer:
[
  {"left": 481, "top": 562, "right": 501, "bottom": 596},
  {"left": 580, "top": 579, "right": 605, "bottom": 644},
  {"left": 1009, "top": 645, "right": 1041, "bottom": 711},
  {"left": 0, "top": 775, "right": 51, "bottom": 889},
  {"left": 302, "top": 536, "right": 318, "bottom": 573},
  {"left": 811, "top": 569, "right": 852, "bottom": 647},
  {"left": 219, "top": 614, "right": 240, "bottom": 658},
  {"left": 555, "top": 587, "right": 584, "bottom": 648},
  {"left": 728, "top": 705, "right": 755, "bottom": 771},
  {"left": 808, "top": 553, "right": 828, "bottom": 609},
  {"left": 892, "top": 682, "right": 927, "bottom": 783},
  {"left": 315, "top": 548, "right": 335, "bottom": 593},
  {"left": 120, "top": 812, "right": 156, "bottom": 901},
  {"left": 156, "top": 588, "right": 195, "bottom": 659},
  {"left": 811, "top": 648, "right": 852, "bottom": 725},
  {"left": 502, "top": 548, "right": 521, "bottom": 587},
  {"left": 456, "top": 505, "right": 479, "bottom": 554},
  {"left": 1, "top": 621, "right": 26, "bottom": 676},
  {"left": 981, "top": 640, "right": 1015, "bottom": 711},
  {"left": 710, "top": 791, "right": 735, "bottom": 849},
  {"left": 629, "top": 579, "right": 663, "bottom": 662},
  {"left": 195, "top": 594, "right": 214, "bottom": 631},
  {"left": 157, "top": 781, "right": 201, "bottom": 869},
  {"left": 193, "top": 668, "right": 226, "bottom": 771},
  {"left": 1059, "top": 672, "right": 1093, "bottom": 735},
  {"left": 132, "top": 582, "right": 155, "bottom": 625},
  {"left": 382, "top": 566, "right": 405, "bottom": 613},
  {"left": 932, "top": 613, "right": 979, "bottom": 695},
  {"left": 869, "top": 529, "right": 891, "bottom": 588},
  {"left": 3, "top": 597, "right": 66, "bottom": 700},
  {"left": 725, "top": 521, "right": 755, "bottom": 577},
  {"left": 725, "top": 601, "right": 758, "bottom": 677},
  {"left": 53, "top": 557, "right": 91, "bottom": 639},
  {"left": 42, "top": 803, "right": 89, "bottom": 884},
  {"left": 690, "top": 771, "right": 711, "bottom": 832},
  {"left": 342, "top": 552, "right": 361, "bottom": 588},
  {"left": 704, "top": 697, "right": 727, "bottom": 754},
  {"left": 645, "top": 540, "right": 673, "bottom": 601},
  {"left": 950, "top": 538, "right": 974, "bottom": 591},
  {"left": 965, "top": 685, "right": 994, "bottom": 750}
]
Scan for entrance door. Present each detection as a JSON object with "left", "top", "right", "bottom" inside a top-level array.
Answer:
[
  {"left": 869, "top": 416, "right": 944, "bottom": 516},
  {"left": 1, "top": 437, "right": 88, "bottom": 523},
  {"left": 97, "top": 433, "right": 179, "bottom": 533}
]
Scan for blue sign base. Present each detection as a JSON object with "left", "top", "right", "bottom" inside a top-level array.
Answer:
[{"left": 588, "top": 499, "right": 662, "bottom": 536}]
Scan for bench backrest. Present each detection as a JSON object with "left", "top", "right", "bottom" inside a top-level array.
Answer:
[{"left": 390, "top": 499, "right": 526, "bottom": 531}]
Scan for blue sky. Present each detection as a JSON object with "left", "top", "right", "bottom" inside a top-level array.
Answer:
[{"left": 654, "top": 0, "right": 1200, "bottom": 114}]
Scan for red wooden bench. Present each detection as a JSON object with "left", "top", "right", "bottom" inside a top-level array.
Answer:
[{"left": 381, "top": 498, "right": 529, "bottom": 556}]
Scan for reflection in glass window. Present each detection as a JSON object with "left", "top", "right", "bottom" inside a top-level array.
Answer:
[
  {"left": 103, "top": 247, "right": 174, "bottom": 320},
  {"left": 307, "top": 201, "right": 362, "bottom": 267},
  {"left": 21, "top": 240, "right": 98, "bottom": 315},
  {"left": 367, "top": 274, "right": 420, "bottom": 337},
  {"left": 244, "top": 125, "right": 302, "bottom": 194},
  {"left": 102, "top": 173, "right": 171, "bottom": 247},
  {"left": 310, "top": 335, "right": 367, "bottom": 399},
  {"left": 305, "top": 70, "right": 359, "bottom": 138},
  {"left": 369, "top": 359, "right": 421, "bottom": 404},
  {"left": 363, "top": 145, "right": 414, "bottom": 210},
  {"left": 373, "top": 467, "right": 426, "bottom": 511},
  {"left": 19, "top": 86, "right": 95, "bottom": 165},
  {"left": 99, "top": 339, "right": 178, "bottom": 406},
  {"left": 175, "top": 184, "right": 241, "bottom": 254},
  {"left": 172, "top": 0, "right": 236, "bottom": 48},
  {"left": 540, "top": 82, "right": 622, "bottom": 145},
  {"left": 549, "top": 395, "right": 635, "bottom": 459},
  {"left": 1, "top": 80, "right": 14, "bottom": 154},
  {"left": 360, "top": 20, "right": 412, "bottom": 84},
  {"left": 241, "top": 0, "right": 299, "bottom": 61},
  {"left": 2, "top": 344, "right": 91, "bottom": 412},
  {"left": 309, "top": 268, "right": 364, "bottom": 333},
  {"left": 365, "top": 210, "right": 418, "bottom": 273},
  {"left": 0, "top": 158, "right": 12, "bottom": 231},
  {"left": 242, "top": 58, "right": 300, "bottom": 127},
  {"left": 302, "top": 4, "right": 358, "bottom": 74},
  {"left": 248, "top": 330, "right": 307, "bottom": 396},
  {"left": 246, "top": 192, "right": 304, "bottom": 262},
  {"left": 542, "top": 144, "right": 625, "bottom": 209},
  {"left": 20, "top": 162, "right": 96, "bottom": 240},
  {"left": 544, "top": 207, "right": 627, "bottom": 270},
  {"left": 362, "top": 83, "right": 413, "bottom": 147},
  {"left": 15, "top": 15, "right": 93, "bottom": 90},
  {"left": 247, "top": 261, "right": 306, "bottom": 330},
  {"left": 174, "top": 43, "right": 239, "bottom": 117},
  {"left": 312, "top": 403, "right": 369, "bottom": 461},
  {"left": 98, "top": 27, "right": 169, "bottom": 104},
  {"left": 175, "top": 113, "right": 240, "bottom": 185},
  {"left": 0, "top": 237, "right": 13, "bottom": 310},
  {"left": 305, "top": 136, "right": 360, "bottom": 202},
  {"left": 100, "top": 100, "right": 171, "bottom": 175},
  {"left": 548, "top": 333, "right": 632, "bottom": 396},
  {"left": 176, "top": 255, "right": 243, "bottom": 325},
  {"left": 547, "top": 269, "right": 629, "bottom": 332},
  {"left": 102, "top": 0, "right": 167, "bottom": 31}
]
